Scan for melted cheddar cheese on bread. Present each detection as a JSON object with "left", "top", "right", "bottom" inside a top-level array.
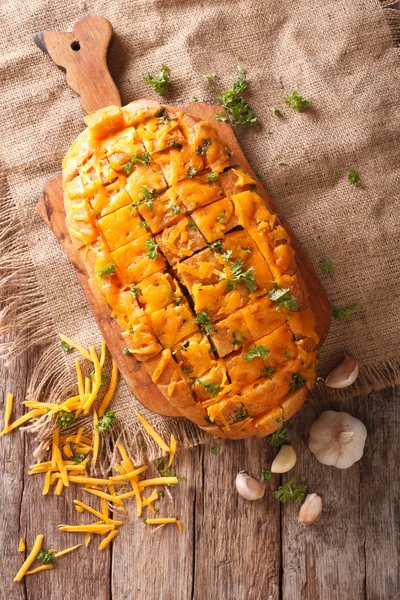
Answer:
[{"left": 63, "top": 99, "right": 319, "bottom": 439}]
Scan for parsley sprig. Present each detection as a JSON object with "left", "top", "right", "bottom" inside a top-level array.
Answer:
[
  {"left": 225, "top": 259, "right": 257, "bottom": 293},
  {"left": 123, "top": 150, "right": 150, "bottom": 175},
  {"left": 290, "top": 372, "right": 305, "bottom": 391},
  {"left": 284, "top": 91, "right": 311, "bottom": 112},
  {"left": 217, "top": 63, "right": 257, "bottom": 126},
  {"left": 36, "top": 549, "right": 55, "bottom": 564},
  {"left": 145, "top": 237, "right": 159, "bottom": 261},
  {"left": 96, "top": 410, "right": 116, "bottom": 433},
  {"left": 196, "top": 380, "right": 221, "bottom": 398},
  {"left": 60, "top": 340, "right": 72, "bottom": 352},
  {"left": 208, "top": 239, "right": 232, "bottom": 261},
  {"left": 194, "top": 310, "right": 217, "bottom": 335},
  {"left": 244, "top": 345, "right": 270, "bottom": 362},
  {"left": 261, "top": 469, "right": 272, "bottom": 481},
  {"left": 268, "top": 284, "right": 298, "bottom": 311},
  {"left": 273, "top": 478, "right": 308, "bottom": 503},
  {"left": 347, "top": 168, "right": 360, "bottom": 185},
  {"left": 57, "top": 411, "right": 75, "bottom": 429},
  {"left": 143, "top": 64, "right": 171, "bottom": 96},
  {"left": 267, "top": 424, "right": 288, "bottom": 447},
  {"left": 321, "top": 259, "right": 333, "bottom": 273},
  {"left": 96, "top": 264, "right": 116, "bottom": 278},
  {"left": 333, "top": 302, "right": 361, "bottom": 322}
]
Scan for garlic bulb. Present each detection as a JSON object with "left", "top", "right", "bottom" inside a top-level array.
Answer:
[
  {"left": 298, "top": 493, "right": 322, "bottom": 525},
  {"left": 325, "top": 355, "right": 359, "bottom": 389},
  {"left": 271, "top": 445, "right": 297, "bottom": 473},
  {"left": 235, "top": 471, "right": 265, "bottom": 500},
  {"left": 308, "top": 410, "right": 367, "bottom": 469}
]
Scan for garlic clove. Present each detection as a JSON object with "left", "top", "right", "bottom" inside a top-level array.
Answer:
[
  {"left": 271, "top": 445, "right": 297, "bottom": 473},
  {"left": 308, "top": 410, "right": 367, "bottom": 469},
  {"left": 325, "top": 355, "right": 359, "bottom": 389},
  {"left": 236, "top": 472, "right": 265, "bottom": 500},
  {"left": 298, "top": 493, "right": 322, "bottom": 525}
]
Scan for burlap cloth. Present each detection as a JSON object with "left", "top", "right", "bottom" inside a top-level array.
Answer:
[{"left": 0, "top": 0, "right": 399, "bottom": 459}]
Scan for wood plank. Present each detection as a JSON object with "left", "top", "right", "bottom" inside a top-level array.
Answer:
[
  {"left": 192, "top": 438, "right": 281, "bottom": 600},
  {"left": 281, "top": 386, "right": 400, "bottom": 599},
  {"left": 111, "top": 447, "right": 196, "bottom": 598}
]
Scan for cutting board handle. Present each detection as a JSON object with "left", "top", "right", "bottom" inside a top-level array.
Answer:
[{"left": 34, "top": 15, "right": 121, "bottom": 114}]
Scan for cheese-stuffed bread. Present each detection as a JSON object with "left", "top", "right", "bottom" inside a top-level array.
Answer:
[{"left": 62, "top": 99, "right": 319, "bottom": 439}]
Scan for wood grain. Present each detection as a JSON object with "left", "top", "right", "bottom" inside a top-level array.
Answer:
[{"left": 34, "top": 16, "right": 121, "bottom": 114}]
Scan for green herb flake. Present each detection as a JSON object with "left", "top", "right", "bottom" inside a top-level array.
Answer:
[
  {"left": 232, "top": 330, "right": 243, "bottom": 346},
  {"left": 268, "top": 424, "right": 288, "bottom": 447},
  {"left": 215, "top": 111, "right": 229, "bottom": 122},
  {"left": 262, "top": 367, "right": 275, "bottom": 377},
  {"left": 168, "top": 140, "right": 183, "bottom": 149},
  {"left": 145, "top": 237, "right": 159, "bottom": 261},
  {"left": 273, "top": 478, "right": 308, "bottom": 503},
  {"left": 168, "top": 202, "right": 181, "bottom": 215},
  {"left": 268, "top": 284, "right": 298, "bottom": 311},
  {"left": 57, "top": 411, "right": 75, "bottom": 430},
  {"left": 225, "top": 259, "right": 257, "bottom": 294},
  {"left": 130, "top": 285, "right": 141, "bottom": 297},
  {"left": 138, "top": 221, "right": 149, "bottom": 229},
  {"left": 290, "top": 372, "right": 305, "bottom": 391},
  {"left": 196, "top": 138, "right": 211, "bottom": 155},
  {"left": 36, "top": 549, "right": 55, "bottom": 565},
  {"left": 73, "top": 452, "right": 85, "bottom": 465},
  {"left": 244, "top": 345, "right": 270, "bottom": 361},
  {"left": 123, "top": 346, "right": 133, "bottom": 355},
  {"left": 210, "top": 447, "right": 218, "bottom": 455},
  {"left": 217, "top": 63, "right": 257, "bottom": 126},
  {"left": 206, "top": 172, "right": 218, "bottom": 183},
  {"left": 232, "top": 407, "right": 245, "bottom": 422},
  {"left": 283, "top": 91, "right": 311, "bottom": 112},
  {"left": 96, "top": 263, "right": 116, "bottom": 278},
  {"left": 217, "top": 213, "right": 225, "bottom": 223},
  {"left": 96, "top": 410, "right": 116, "bottom": 433},
  {"left": 90, "top": 370, "right": 108, "bottom": 385},
  {"left": 348, "top": 168, "right": 360, "bottom": 185},
  {"left": 187, "top": 166, "right": 198, "bottom": 178},
  {"left": 194, "top": 310, "right": 217, "bottom": 335},
  {"left": 123, "top": 150, "right": 151, "bottom": 174},
  {"left": 143, "top": 64, "right": 170, "bottom": 96},
  {"left": 187, "top": 220, "right": 197, "bottom": 230},
  {"left": 321, "top": 259, "right": 333, "bottom": 273},
  {"left": 197, "top": 380, "right": 221, "bottom": 398},
  {"left": 261, "top": 469, "right": 272, "bottom": 481},
  {"left": 333, "top": 302, "right": 361, "bottom": 322},
  {"left": 60, "top": 340, "right": 72, "bottom": 352},
  {"left": 272, "top": 106, "right": 281, "bottom": 116}
]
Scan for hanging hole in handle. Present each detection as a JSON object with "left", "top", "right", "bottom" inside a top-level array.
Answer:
[{"left": 70, "top": 41, "right": 81, "bottom": 51}]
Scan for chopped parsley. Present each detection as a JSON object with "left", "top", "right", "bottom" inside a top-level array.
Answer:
[
  {"left": 210, "top": 447, "right": 218, "bottom": 455},
  {"left": 206, "top": 172, "right": 218, "bottom": 183},
  {"left": 197, "top": 380, "right": 221, "bottom": 398},
  {"left": 321, "top": 258, "right": 333, "bottom": 273},
  {"left": 36, "top": 549, "right": 55, "bottom": 564},
  {"left": 272, "top": 106, "right": 281, "bottom": 116},
  {"left": 138, "top": 220, "right": 149, "bottom": 229},
  {"left": 261, "top": 469, "right": 272, "bottom": 481},
  {"left": 145, "top": 237, "right": 159, "bottom": 260},
  {"left": 123, "top": 150, "right": 150, "bottom": 175},
  {"left": 60, "top": 340, "right": 72, "bottom": 352},
  {"left": 273, "top": 478, "right": 307, "bottom": 503},
  {"left": 268, "top": 284, "right": 298, "bottom": 311},
  {"left": 73, "top": 452, "right": 85, "bottom": 465},
  {"left": 96, "top": 263, "right": 116, "bottom": 278},
  {"left": 231, "top": 407, "right": 245, "bottom": 422},
  {"left": 175, "top": 297, "right": 182, "bottom": 306},
  {"left": 168, "top": 202, "right": 181, "bottom": 215},
  {"left": 268, "top": 424, "right": 288, "bottom": 447},
  {"left": 142, "top": 64, "right": 170, "bottom": 95},
  {"left": 196, "top": 138, "right": 211, "bottom": 155},
  {"left": 123, "top": 347, "right": 133, "bottom": 355},
  {"left": 208, "top": 239, "right": 232, "bottom": 261},
  {"left": 195, "top": 310, "right": 217, "bottom": 334},
  {"left": 217, "top": 63, "right": 257, "bottom": 126},
  {"left": 215, "top": 111, "right": 229, "bottom": 122},
  {"left": 217, "top": 213, "right": 225, "bottom": 223},
  {"left": 187, "top": 219, "right": 197, "bottom": 230},
  {"left": 96, "top": 410, "right": 116, "bottom": 433},
  {"left": 141, "top": 185, "right": 156, "bottom": 206},
  {"left": 225, "top": 259, "right": 257, "bottom": 293},
  {"left": 333, "top": 302, "right": 361, "bottom": 322},
  {"left": 348, "top": 168, "right": 360, "bottom": 185},
  {"left": 262, "top": 367, "right": 275, "bottom": 377},
  {"left": 90, "top": 370, "right": 108, "bottom": 385},
  {"left": 290, "top": 372, "right": 305, "bottom": 391},
  {"left": 130, "top": 285, "right": 141, "bottom": 297},
  {"left": 168, "top": 140, "right": 182, "bottom": 149},
  {"left": 57, "top": 411, "right": 75, "bottom": 429},
  {"left": 244, "top": 345, "right": 270, "bottom": 361},
  {"left": 232, "top": 330, "right": 243, "bottom": 346},
  {"left": 283, "top": 91, "right": 311, "bottom": 112},
  {"left": 284, "top": 352, "right": 291, "bottom": 359}
]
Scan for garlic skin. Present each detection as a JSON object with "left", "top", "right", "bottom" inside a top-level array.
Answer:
[
  {"left": 236, "top": 472, "right": 265, "bottom": 500},
  {"left": 308, "top": 410, "right": 367, "bottom": 469},
  {"left": 271, "top": 445, "right": 297, "bottom": 473},
  {"left": 298, "top": 493, "right": 322, "bottom": 525},
  {"left": 325, "top": 355, "right": 359, "bottom": 389}
]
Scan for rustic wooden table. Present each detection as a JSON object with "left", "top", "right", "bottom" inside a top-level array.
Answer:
[{"left": 0, "top": 339, "right": 398, "bottom": 600}]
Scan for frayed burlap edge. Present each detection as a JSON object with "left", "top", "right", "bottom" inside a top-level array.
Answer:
[{"left": 1, "top": 1, "right": 400, "bottom": 463}]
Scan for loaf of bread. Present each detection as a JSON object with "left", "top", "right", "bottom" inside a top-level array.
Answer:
[{"left": 62, "top": 99, "right": 319, "bottom": 439}]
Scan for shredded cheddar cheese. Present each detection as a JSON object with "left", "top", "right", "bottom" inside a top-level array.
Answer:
[
  {"left": 136, "top": 412, "right": 170, "bottom": 452},
  {"left": 92, "top": 410, "right": 99, "bottom": 467},
  {"left": 59, "top": 335, "right": 92, "bottom": 361},
  {"left": 98, "top": 529, "right": 119, "bottom": 550},
  {"left": 18, "top": 538, "right": 25, "bottom": 552},
  {"left": 4, "top": 392, "right": 13, "bottom": 430},
  {"left": 14, "top": 534, "right": 44, "bottom": 581},
  {"left": 54, "top": 544, "right": 82, "bottom": 558},
  {"left": 26, "top": 564, "right": 54, "bottom": 575},
  {"left": 167, "top": 434, "right": 177, "bottom": 467}
]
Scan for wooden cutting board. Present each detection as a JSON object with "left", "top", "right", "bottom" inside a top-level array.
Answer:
[{"left": 35, "top": 15, "right": 330, "bottom": 417}]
